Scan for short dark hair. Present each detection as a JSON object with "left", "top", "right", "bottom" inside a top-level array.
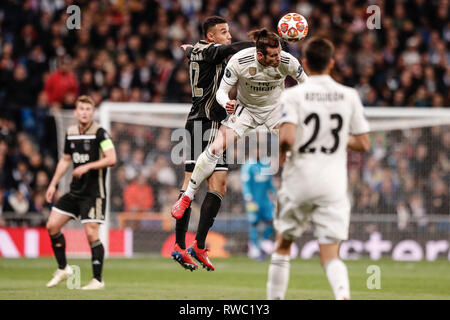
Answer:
[
  {"left": 203, "top": 16, "right": 227, "bottom": 37},
  {"left": 248, "top": 28, "right": 280, "bottom": 55},
  {"left": 302, "top": 37, "right": 335, "bottom": 73}
]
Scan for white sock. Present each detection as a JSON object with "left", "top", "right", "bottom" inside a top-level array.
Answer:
[
  {"left": 324, "top": 258, "right": 350, "bottom": 300},
  {"left": 267, "top": 252, "right": 290, "bottom": 300},
  {"left": 185, "top": 147, "right": 220, "bottom": 200}
]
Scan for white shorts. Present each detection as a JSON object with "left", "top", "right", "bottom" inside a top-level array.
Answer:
[
  {"left": 274, "top": 191, "right": 351, "bottom": 244},
  {"left": 221, "top": 104, "right": 281, "bottom": 138}
]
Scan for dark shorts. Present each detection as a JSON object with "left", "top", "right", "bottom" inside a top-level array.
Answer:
[
  {"left": 53, "top": 193, "right": 105, "bottom": 224},
  {"left": 184, "top": 119, "right": 228, "bottom": 172}
]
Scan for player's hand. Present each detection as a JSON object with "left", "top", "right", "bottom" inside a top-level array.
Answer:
[
  {"left": 180, "top": 44, "right": 193, "bottom": 51},
  {"left": 246, "top": 201, "right": 259, "bottom": 213},
  {"left": 72, "top": 165, "right": 90, "bottom": 178},
  {"left": 46, "top": 185, "right": 56, "bottom": 203},
  {"left": 226, "top": 100, "right": 237, "bottom": 114}
]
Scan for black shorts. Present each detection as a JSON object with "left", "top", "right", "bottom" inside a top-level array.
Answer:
[
  {"left": 184, "top": 119, "right": 228, "bottom": 172},
  {"left": 53, "top": 193, "right": 105, "bottom": 224}
]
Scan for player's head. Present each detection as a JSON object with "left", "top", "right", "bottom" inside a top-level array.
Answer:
[
  {"left": 249, "top": 28, "right": 281, "bottom": 67},
  {"left": 203, "top": 16, "right": 231, "bottom": 45},
  {"left": 302, "top": 37, "right": 335, "bottom": 74},
  {"left": 74, "top": 95, "right": 95, "bottom": 125}
]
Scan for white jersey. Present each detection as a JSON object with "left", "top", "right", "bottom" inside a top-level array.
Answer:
[
  {"left": 221, "top": 47, "right": 306, "bottom": 121},
  {"left": 279, "top": 74, "right": 370, "bottom": 204}
]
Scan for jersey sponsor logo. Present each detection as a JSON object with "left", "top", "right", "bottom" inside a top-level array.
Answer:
[
  {"left": 73, "top": 152, "right": 90, "bottom": 164},
  {"left": 225, "top": 68, "right": 231, "bottom": 78},
  {"left": 249, "top": 67, "right": 256, "bottom": 76}
]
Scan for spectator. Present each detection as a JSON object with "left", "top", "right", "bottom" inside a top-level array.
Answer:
[
  {"left": 5, "top": 190, "right": 30, "bottom": 216},
  {"left": 148, "top": 154, "right": 177, "bottom": 187},
  {"left": 124, "top": 148, "right": 149, "bottom": 181},
  {"left": 123, "top": 173, "right": 155, "bottom": 212},
  {"left": 427, "top": 179, "right": 449, "bottom": 215},
  {"left": 43, "top": 55, "right": 79, "bottom": 108}
]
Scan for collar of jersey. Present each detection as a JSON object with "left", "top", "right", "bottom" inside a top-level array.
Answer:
[{"left": 308, "top": 74, "right": 332, "bottom": 81}]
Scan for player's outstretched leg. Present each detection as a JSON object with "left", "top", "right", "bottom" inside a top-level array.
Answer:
[{"left": 171, "top": 148, "right": 220, "bottom": 219}]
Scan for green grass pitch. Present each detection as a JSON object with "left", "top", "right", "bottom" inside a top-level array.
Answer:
[{"left": 0, "top": 257, "right": 449, "bottom": 300}]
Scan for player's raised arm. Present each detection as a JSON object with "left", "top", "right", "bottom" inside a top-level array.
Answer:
[{"left": 205, "top": 41, "right": 255, "bottom": 63}]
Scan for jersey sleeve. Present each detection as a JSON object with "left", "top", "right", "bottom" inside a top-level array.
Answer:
[
  {"left": 349, "top": 90, "right": 370, "bottom": 135},
  {"left": 204, "top": 41, "right": 255, "bottom": 64},
  {"left": 285, "top": 52, "right": 307, "bottom": 83},
  {"left": 97, "top": 128, "right": 115, "bottom": 152},
  {"left": 279, "top": 90, "right": 299, "bottom": 125},
  {"left": 63, "top": 134, "right": 71, "bottom": 155},
  {"left": 222, "top": 57, "right": 239, "bottom": 86}
]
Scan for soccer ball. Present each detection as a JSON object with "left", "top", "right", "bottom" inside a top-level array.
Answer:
[{"left": 277, "top": 13, "right": 309, "bottom": 42}]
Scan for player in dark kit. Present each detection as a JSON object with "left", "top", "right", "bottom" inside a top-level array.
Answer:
[
  {"left": 45, "top": 95, "right": 117, "bottom": 290},
  {"left": 171, "top": 16, "right": 254, "bottom": 271}
]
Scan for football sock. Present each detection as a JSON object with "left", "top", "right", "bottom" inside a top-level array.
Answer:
[
  {"left": 324, "top": 258, "right": 350, "bottom": 300},
  {"left": 175, "top": 190, "right": 191, "bottom": 249},
  {"left": 90, "top": 240, "right": 104, "bottom": 282},
  {"left": 50, "top": 232, "right": 67, "bottom": 270},
  {"left": 185, "top": 148, "right": 220, "bottom": 200},
  {"left": 267, "top": 252, "right": 290, "bottom": 300},
  {"left": 195, "top": 191, "right": 222, "bottom": 249}
]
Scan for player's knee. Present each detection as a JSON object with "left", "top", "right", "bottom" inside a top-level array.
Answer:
[
  {"left": 84, "top": 224, "right": 99, "bottom": 242},
  {"left": 46, "top": 221, "right": 60, "bottom": 235},
  {"left": 276, "top": 237, "right": 292, "bottom": 255},
  {"left": 85, "top": 231, "right": 99, "bottom": 243},
  {"left": 209, "top": 176, "right": 227, "bottom": 196},
  {"left": 214, "top": 182, "right": 226, "bottom": 196}
]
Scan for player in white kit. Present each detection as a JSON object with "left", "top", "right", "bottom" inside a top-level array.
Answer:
[
  {"left": 171, "top": 29, "right": 308, "bottom": 269},
  {"left": 266, "top": 38, "right": 370, "bottom": 300}
]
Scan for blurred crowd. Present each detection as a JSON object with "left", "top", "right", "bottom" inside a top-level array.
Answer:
[{"left": 0, "top": 0, "right": 449, "bottom": 228}]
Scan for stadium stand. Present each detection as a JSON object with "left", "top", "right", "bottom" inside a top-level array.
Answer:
[{"left": 0, "top": 0, "right": 448, "bottom": 231}]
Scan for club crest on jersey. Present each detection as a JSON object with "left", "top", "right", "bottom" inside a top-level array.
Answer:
[
  {"left": 274, "top": 73, "right": 281, "bottom": 79},
  {"left": 83, "top": 140, "right": 90, "bottom": 151},
  {"left": 249, "top": 67, "right": 256, "bottom": 76}
]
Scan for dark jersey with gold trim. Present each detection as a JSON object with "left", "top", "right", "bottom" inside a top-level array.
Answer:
[
  {"left": 186, "top": 40, "right": 255, "bottom": 121},
  {"left": 63, "top": 122, "right": 112, "bottom": 198}
]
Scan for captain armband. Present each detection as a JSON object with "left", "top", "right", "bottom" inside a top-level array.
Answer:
[{"left": 100, "top": 139, "right": 114, "bottom": 151}]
